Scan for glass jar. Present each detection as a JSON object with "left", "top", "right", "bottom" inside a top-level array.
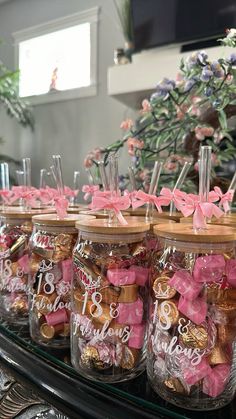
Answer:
[
  {"left": 71, "top": 218, "right": 150, "bottom": 382},
  {"left": 0, "top": 211, "right": 34, "bottom": 324},
  {"left": 29, "top": 214, "right": 94, "bottom": 348},
  {"left": 147, "top": 223, "right": 236, "bottom": 410}
]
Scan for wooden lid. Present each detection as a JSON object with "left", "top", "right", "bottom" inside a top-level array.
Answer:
[
  {"left": 76, "top": 217, "right": 150, "bottom": 234},
  {"left": 209, "top": 217, "right": 236, "bottom": 227},
  {"left": 180, "top": 217, "right": 193, "bottom": 223},
  {"left": 153, "top": 223, "right": 236, "bottom": 242},
  {"left": 127, "top": 208, "right": 181, "bottom": 222},
  {"left": 32, "top": 213, "right": 95, "bottom": 226},
  {"left": 0, "top": 208, "right": 55, "bottom": 219},
  {"left": 128, "top": 216, "right": 175, "bottom": 228},
  {"left": 79, "top": 210, "right": 129, "bottom": 219}
]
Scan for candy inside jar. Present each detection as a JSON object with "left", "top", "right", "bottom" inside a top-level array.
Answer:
[
  {"left": 71, "top": 218, "right": 150, "bottom": 382},
  {"left": 148, "top": 223, "right": 236, "bottom": 411},
  {"left": 0, "top": 210, "right": 39, "bottom": 324},
  {"left": 29, "top": 214, "right": 94, "bottom": 348}
]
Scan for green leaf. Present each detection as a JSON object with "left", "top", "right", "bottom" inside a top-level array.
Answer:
[{"left": 218, "top": 110, "right": 227, "bottom": 131}]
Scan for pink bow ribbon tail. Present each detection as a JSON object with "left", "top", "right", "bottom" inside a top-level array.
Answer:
[
  {"left": 90, "top": 194, "right": 130, "bottom": 225},
  {"left": 54, "top": 196, "right": 69, "bottom": 219},
  {"left": 82, "top": 185, "right": 99, "bottom": 201}
]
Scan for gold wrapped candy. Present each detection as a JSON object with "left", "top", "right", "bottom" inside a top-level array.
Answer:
[
  {"left": 153, "top": 277, "right": 176, "bottom": 299},
  {"left": 158, "top": 300, "right": 179, "bottom": 327},
  {"left": 180, "top": 323, "right": 208, "bottom": 350},
  {"left": 208, "top": 344, "right": 231, "bottom": 365},
  {"left": 164, "top": 378, "right": 188, "bottom": 395},
  {"left": 118, "top": 285, "right": 138, "bottom": 303},
  {"left": 120, "top": 346, "right": 140, "bottom": 369},
  {"left": 81, "top": 346, "right": 104, "bottom": 369}
]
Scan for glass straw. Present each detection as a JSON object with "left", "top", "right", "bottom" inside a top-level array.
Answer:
[
  {"left": 227, "top": 171, "right": 236, "bottom": 213},
  {"left": 108, "top": 154, "right": 119, "bottom": 225},
  {"left": 128, "top": 166, "right": 137, "bottom": 191},
  {"left": 169, "top": 161, "right": 191, "bottom": 215},
  {"left": 71, "top": 170, "right": 80, "bottom": 205},
  {"left": 0, "top": 163, "right": 9, "bottom": 209},
  {"left": 145, "top": 161, "right": 162, "bottom": 222},
  {"left": 22, "top": 158, "right": 32, "bottom": 210},
  {"left": 86, "top": 168, "right": 95, "bottom": 186},
  {"left": 0, "top": 163, "right": 9, "bottom": 190},
  {"left": 40, "top": 169, "right": 47, "bottom": 189},
  {"left": 52, "top": 155, "right": 64, "bottom": 196},
  {"left": 199, "top": 146, "right": 211, "bottom": 203},
  {"left": 98, "top": 161, "right": 109, "bottom": 190}
]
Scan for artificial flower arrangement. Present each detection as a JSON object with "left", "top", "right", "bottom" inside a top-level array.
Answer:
[{"left": 84, "top": 29, "right": 236, "bottom": 194}]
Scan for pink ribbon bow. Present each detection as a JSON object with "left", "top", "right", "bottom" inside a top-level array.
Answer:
[
  {"left": 11, "top": 186, "right": 40, "bottom": 207},
  {"left": 132, "top": 190, "right": 163, "bottom": 212},
  {"left": 82, "top": 185, "right": 99, "bottom": 201},
  {"left": 64, "top": 186, "right": 79, "bottom": 199},
  {"left": 213, "top": 186, "right": 234, "bottom": 213},
  {"left": 0, "top": 189, "right": 15, "bottom": 205},
  {"left": 124, "top": 189, "right": 137, "bottom": 204},
  {"left": 54, "top": 195, "right": 69, "bottom": 219},
  {"left": 178, "top": 193, "right": 224, "bottom": 229},
  {"left": 159, "top": 187, "right": 188, "bottom": 210},
  {"left": 90, "top": 193, "right": 130, "bottom": 225}
]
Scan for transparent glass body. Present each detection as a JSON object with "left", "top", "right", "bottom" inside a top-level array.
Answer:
[
  {"left": 147, "top": 238, "right": 236, "bottom": 410},
  {"left": 0, "top": 216, "right": 32, "bottom": 324},
  {"left": 71, "top": 230, "right": 150, "bottom": 382},
  {"left": 29, "top": 223, "right": 77, "bottom": 347}
]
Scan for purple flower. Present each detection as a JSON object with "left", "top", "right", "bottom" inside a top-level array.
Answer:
[
  {"left": 204, "top": 86, "right": 213, "bottom": 97},
  {"left": 227, "top": 53, "right": 236, "bottom": 65},
  {"left": 152, "top": 78, "right": 175, "bottom": 100},
  {"left": 197, "top": 51, "right": 208, "bottom": 64},
  {"left": 200, "top": 67, "right": 213, "bottom": 82},
  {"left": 211, "top": 61, "right": 224, "bottom": 78},
  {"left": 183, "top": 78, "right": 195, "bottom": 92}
]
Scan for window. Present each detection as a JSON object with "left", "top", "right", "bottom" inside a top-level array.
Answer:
[{"left": 13, "top": 7, "right": 99, "bottom": 104}]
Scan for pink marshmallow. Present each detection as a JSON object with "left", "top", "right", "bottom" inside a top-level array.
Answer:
[
  {"left": 18, "top": 254, "right": 30, "bottom": 274},
  {"left": 225, "top": 259, "right": 236, "bottom": 287},
  {"left": 128, "top": 323, "right": 145, "bottom": 349},
  {"left": 178, "top": 295, "right": 207, "bottom": 324},
  {"left": 62, "top": 258, "right": 73, "bottom": 283},
  {"left": 129, "top": 265, "right": 149, "bottom": 286},
  {"left": 45, "top": 308, "right": 68, "bottom": 326},
  {"left": 169, "top": 270, "right": 202, "bottom": 300},
  {"left": 203, "top": 364, "right": 231, "bottom": 397},
  {"left": 183, "top": 357, "right": 211, "bottom": 386},
  {"left": 107, "top": 269, "right": 136, "bottom": 286},
  {"left": 117, "top": 298, "right": 143, "bottom": 324},
  {"left": 193, "top": 255, "right": 225, "bottom": 283}
]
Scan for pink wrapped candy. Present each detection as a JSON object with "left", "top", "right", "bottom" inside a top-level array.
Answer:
[
  {"left": 129, "top": 265, "right": 149, "bottom": 286},
  {"left": 169, "top": 270, "right": 202, "bottom": 300},
  {"left": 225, "top": 259, "right": 236, "bottom": 287},
  {"left": 183, "top": 357, "right": 211, "bottom": 386},
  {"left": 117, "top": 298, "right": 143, "bottom": 324},
  {"left": 62, "top": 258, "right": 73, "bottom": 283},
  {"left": 193, "top": 255, "right": 225, "bottom": 283},
  {"left": 45, "top": 308, "right": 68, "bottom": 326},
  {"left": 107, "top": 269, "right": 136, "bottom": 286},
  {"left": 128, "top": 323, "right": 145, "bottom": 349},
  {"left": 178, "top": 295, "right": 207, "bottom": 324},
  {"left": 18, "top": 254, "right": 30, "bottom": 274},
  {"left": 203, "top": 364, "right": 231, "bottom": 397}
]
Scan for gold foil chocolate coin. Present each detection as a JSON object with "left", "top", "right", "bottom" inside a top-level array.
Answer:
[
  {"left": 40, "top": 323, "right": 55, "bottom": 339},
  {"left": 180, "top": 323, "right": 208, "bottom": 350},
  {"left": 153, "top": 278, "right": 176, "bottom": 299}
]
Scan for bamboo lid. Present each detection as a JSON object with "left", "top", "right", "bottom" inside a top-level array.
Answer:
[
  {"left": 153, "top": 223, "right": 236, "bottom": 243},
  {"left": 209, "top": 217, "right": 236, "bottom": 227},
  {"left": 32, "top": 213, "right": 95, "bottom": 226},
  {"left": 127, "top": 208, "right": 181, "bottom": 222},
  {"left": 79, "top": 210, "right": 129, "bottom": 219},
  {"left": 76, "top": 217, "right": 150, "bottom": 234},
  {"left": 128, "top": 216, "right": 175, "bottom": 230},
  {"left": 0, "top": 208, "right": 55, "bottom": 219}
]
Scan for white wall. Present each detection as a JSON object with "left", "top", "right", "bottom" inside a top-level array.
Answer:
[{"left": 0, "top": 0, "right": 134, "bottom": 188}]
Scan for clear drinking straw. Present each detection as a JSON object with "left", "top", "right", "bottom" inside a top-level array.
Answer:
[
  {"left": 52, "top": 155, "right": 64, "bottom": 196},
  {"left": 22, "top": 158, "right": 32, "bottom": 210},
  {"left": 0, "top": 163, "right": 9, "bottom": 209},
  {"left": 71, "top": 170, "right": 80, "bottom": 205},
  {"left": 86, "top": 168, "right": 95, "bottom": 186},
  {"left": 0, "top": 163, "right": 9, "bottom": 190},
  {"left": 108, "top": 154, "right": 119, "bottom": 225},
  {"left": 145, "top": 161, "right": 162, "bottom": 222},
  {"left": 128, "top": 166, "right": 137, "bottom": 191},
  {"left": 40, "top": 169, "right": 47, "bottom": 189},
  {"left": 227, "top": 171, "right": 236, "bottom": 213},
  {"left": 98, "top": 161, "right": 109, "bottom": 190},
  {"left": 199, "top": 146, "right": 211, "bottom": 203},
  {"left": 16, "top": 170, "right": 24, "bottom": 186},
  {"left": 169, "top": 161, "right": 191, "bottom": 215}
]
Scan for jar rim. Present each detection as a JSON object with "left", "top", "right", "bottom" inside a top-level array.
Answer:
[
  {"left": 76, "top": 218, "right": 150, "bottom": 234},
  {"left": 154, "top": 223, "right": 236, "bottom": 242},
  {"left": 32, "top": 213, "right": 94, "bottom": 226}
]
